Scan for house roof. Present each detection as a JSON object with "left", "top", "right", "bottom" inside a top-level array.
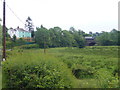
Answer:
[
  {"left": 9, "top": 28, "right": 31, "bottom": 33},
  {"left": 85, "top": 37, "right": 94, "bottom": 39},
  {"left": 16, "top": 28, "right": 30, "bottom": 32}
]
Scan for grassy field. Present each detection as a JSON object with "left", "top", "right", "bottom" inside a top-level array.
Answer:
[
  {"left": 0, "top": 46, "right": 2, "bottom": 89},
  {"left": 2, "top": 46, "right": 119, "bottom": 88},
  {"left": 48, "top": 46, "right": 119, "bottom": 88},
  {"left": 0, "top": 67, "right": 2, "bottom": 89}
]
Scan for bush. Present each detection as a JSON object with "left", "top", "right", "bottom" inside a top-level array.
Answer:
[
  {"left": 6, "top": 41, "right": 14, "bottom": 49},
  {"left": 72, "top": 68, "right": 94, "bottom": 79},
  {"left": 95, "top": 69, "right": 119, "bottom": 88},
  {"left": 18, "top": 44, "right": 39, "bottom": 49},
  {"left": 6, "top": 38, "right": 27, "bottom": 49},
  {"left": 2, "top": 51, "right": 77, "bottom": 88},
  {"left": 14, "top": 38, "right": 26, "bottom": 46}
]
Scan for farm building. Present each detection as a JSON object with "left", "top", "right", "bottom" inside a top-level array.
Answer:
[{"left": 85, "top": 36, "right": 96, "bottom": 46}]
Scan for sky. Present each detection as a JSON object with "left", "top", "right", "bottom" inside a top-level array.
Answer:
[{"left": 0, "top": 0, "right": 119, "bottom": 33}]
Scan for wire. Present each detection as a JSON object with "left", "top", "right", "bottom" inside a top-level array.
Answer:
[
  {"left": 0, "top": 0, "right": 25, "bottom": 25},
  {"left": 6, "top": 3, "right": 25, "bottom": 25}
]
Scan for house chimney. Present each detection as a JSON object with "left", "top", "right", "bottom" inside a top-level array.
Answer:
[{"left": 17, "top": 26, "right": 19, "bottom": 29}]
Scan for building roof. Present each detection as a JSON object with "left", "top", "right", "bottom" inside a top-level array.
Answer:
[
  {"left": 9, "top": 27, "right": 31, "bottom": 33},
  {"left": 85, "top": 37, "right": 94, "bottom": 39},
  {"left": 17, "top": 28, "right": 29, "bottom": 32}
]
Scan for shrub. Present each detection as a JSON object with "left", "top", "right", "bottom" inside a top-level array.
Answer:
[
  {"left": 14, "top": 38, "right": 26, "bottom": 46},
  {"left": 72, "top": 68, "right": 94, "bottom": 79},
  {"left": 6, "top": 41, "right": 14, "bottom": 49},
  {"left": 6, "top": 38, "right": 27, "bottom": 49},
  {"left": 18, "top": 44, "right": 39, "bottom": 49},
  {"left": 2, "top": 51, "right": 77, "bottom": 88},
  {"left": 95, "top": 69, "right": 119, "bottom": 88}
]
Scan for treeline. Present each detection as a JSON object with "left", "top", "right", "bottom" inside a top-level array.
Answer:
[
  {"left": 34, "top": 25, "right": 120, "bottom": 48},
  {"left": 95, "top": 29, "right": 120, "bottom": 46},
  {"left": 0, "top": 24, "right": 2, "bottom": 46},
  {"left": 0, "top": 24, "right": 119, "bottom": 49},
  {"left": 35, "top": 26, "right": 87, "bottom": 48}
]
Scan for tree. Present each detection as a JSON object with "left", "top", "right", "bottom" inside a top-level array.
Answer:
[
  {"left": 35, "top": 26, "right": 50, "bottom": 48},
  {"left": 60, "top": 30, "right": 74, "bottom": 47},
  {"left": 69, "top": 28, "right": 85, "bottom": 48},
  {"left": 12, "top": 35, "right": 16, "bottom": 42},
  {"left": 72, "top": 32, "right": 85, "bottom": 48},
  {"left": 35, "top": 26, "right": 86, "bottom": 48},
  {"left": 25, "top": 16, "right": 34, "bottom": 37},
  {"left": 69, "top": 27, "right": 76, "bottom": 33},
  {"left": 95, "top": 29, "right": 120, "bottom": 46},
  {"left": 49, "top": 27, "right": 62, "bottom": 47}
]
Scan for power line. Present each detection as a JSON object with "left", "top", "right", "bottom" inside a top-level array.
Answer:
[
  {"left": 1, "top": 0, "right": 25, "bottom": 25},
  {"left": 1, "top": 0, "right": 25, "bottom": 26},
  {"left": 6, "top": 3, "right": 25, "bottom": 25}
]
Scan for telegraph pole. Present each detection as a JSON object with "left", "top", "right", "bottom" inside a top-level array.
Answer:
[{"left": 2, "top": 0, "right": 6, "bottom": 61}]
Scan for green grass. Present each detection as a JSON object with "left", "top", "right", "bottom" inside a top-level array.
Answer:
[
  {"left": 47, "top": 46, "right": 119, "bottom": 88},
  {"left": 3, "top": 46, "right": 119, "bottom": 88},
  {"left": 0, "top": 67, "right": 2, "bottom": 89}
]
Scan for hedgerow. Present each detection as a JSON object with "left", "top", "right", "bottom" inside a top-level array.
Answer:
[{"left": 18, "top": 44, "right": 39, "bottom": 49}]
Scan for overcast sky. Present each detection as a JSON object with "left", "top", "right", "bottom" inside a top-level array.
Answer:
[{"left": 0, "top": 0, "right": 119, "bottom": 33}]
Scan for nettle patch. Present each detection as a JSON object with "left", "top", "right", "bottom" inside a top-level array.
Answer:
[{"left": 2, "top": 52, "right": 77, "bottom": 88}]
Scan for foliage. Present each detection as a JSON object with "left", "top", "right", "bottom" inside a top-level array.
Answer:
[
  {"left": 17, "top": 44, "right": 39, "bottom": 49},
  {"left": 49, "top": 27, "right": 62, "bottom": 47},
  {"left": 2, "top": 50, "right": 77, "bottom": 88},
  {"left": 60, "top": 30, "right": 74, "bottom": 47},
  {"left": 95, "top": 69, "right": 119, "bottom": 88},
  {"left": 6, "top": 41, "right": 14, "bottom": 49},
  {"left": 0, "top": 24, "right": 2, "bottom": 46},
  {"left": 25, "top": 16, "right": 34, "bottom": 32},
  {"left": 12, "top": 34, "right": 16, "bottom": 42},
  {"left": 0, "top": 67, "right": 2, "bottom": 90},
  {"left": 95, "top": 29, "right": 120, "bottom": 46},
  {"left": 2, "top": 45, "right": 119, "bottom": 88},
  {"left": 15, "top": 38, "right": 26, "bottom": 46},
  {"left": 35, "top": 26, "right": 85, "bottom": 48},
  {"left": 35, "top": 26, "right": 50, "bottom": 48},
  {"left": 6, "top": 38, "right": 26, "bottom": 49},
  {"left": 48, "top": 46, "right": 119, "bottom": 88}
]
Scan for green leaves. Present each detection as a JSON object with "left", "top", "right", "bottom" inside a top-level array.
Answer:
[
  {"left": 2, "top": 50, "right": 76, "bottom": 88},
  {"left": 95, "top": 29, "right": 120, "bottom": 46},
  {"left": 35, "top": 26, "right": 85, "bottom": 48}
]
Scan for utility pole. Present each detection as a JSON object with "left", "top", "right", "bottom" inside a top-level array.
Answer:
[{"left": 2, "top": 0, "right": 6, "bottom": 61}]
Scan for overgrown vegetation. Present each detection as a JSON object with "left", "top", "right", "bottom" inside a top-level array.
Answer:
[
  {"left": 0, "top": 22, "right": 2, "bottom": 90},
  {"left": 3, "top": 49, "right": 77, "bottom": 88},
  {"left": 0, "top": 67, "right": 1, "bottom": 89},
  {"left": 6, "top": 38, "right": 27, "bottom": 49},
  {"left": 2, "top": 46, "right": 119, "bottom": 88},
  {"left": 1, "top": 23, "right": 119, "bottom": 88}
]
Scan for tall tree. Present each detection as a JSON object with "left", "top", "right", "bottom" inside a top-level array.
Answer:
[
  {"left": 35, "top": 26, "right": 50, "bottom": 48},
  {"left": 25, "top": 16, "right": 34, "bottom": 37},
  {"left": 95, "top": 29, "right": 120, "bottom": 46},
  {"left": 49, "top": 27, "right": 62, "bottom": 47},
  {"left": 60, "top": 30, "right": 74, "bottom": 47}
]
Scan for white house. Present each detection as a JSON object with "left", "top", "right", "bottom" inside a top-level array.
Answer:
[{"left": 8, "top": 27, "right": 31, "bottom": 39}]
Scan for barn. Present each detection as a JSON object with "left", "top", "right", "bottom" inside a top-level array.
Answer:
[{"left": 85, "top": 37, "right": 96, "bottom": 46}]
